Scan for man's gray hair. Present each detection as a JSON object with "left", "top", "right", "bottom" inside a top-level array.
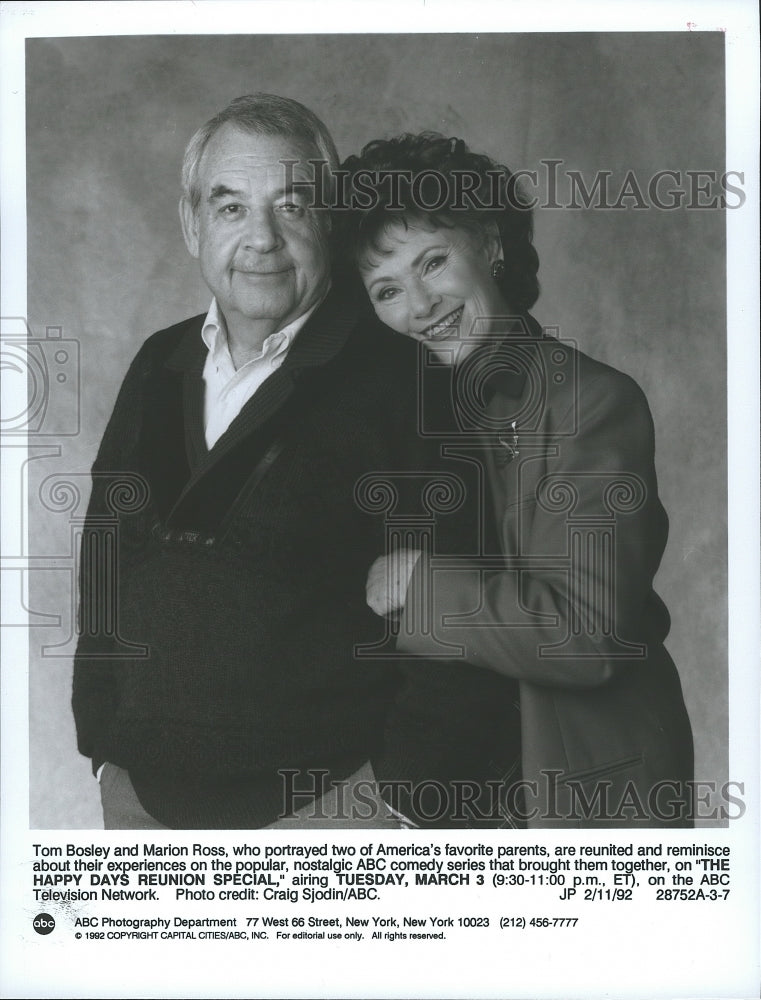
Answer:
[{"left": 181, "top": 93, "right": 340, "bottom": 211}]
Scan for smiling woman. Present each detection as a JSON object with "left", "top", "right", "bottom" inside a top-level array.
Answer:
[
  {"left": 338, "top": 133, "right": 540, "bottom": 343},
  {"left": 338, "top": 132, "right": 695, "bottom": 828},
  {"left": 360, "top": 222, "right": 504, "bottom": 364}
]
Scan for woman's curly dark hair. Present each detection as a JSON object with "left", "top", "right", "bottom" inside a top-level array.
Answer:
[{"left": 333, "top": 132, "right": 540, "bottom": 314}]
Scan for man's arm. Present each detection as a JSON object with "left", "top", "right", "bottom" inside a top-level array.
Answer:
[{"left": 71, "top": 345, "right": 148, "bottom": 773}]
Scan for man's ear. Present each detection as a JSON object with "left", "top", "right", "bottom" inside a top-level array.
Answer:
[{"left": 179, "top": 197, "right": 200, "bottom": 258}]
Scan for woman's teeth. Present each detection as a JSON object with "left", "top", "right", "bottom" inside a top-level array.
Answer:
[{"left": 423, "top": 306, "right": 463, "bottom": 340}]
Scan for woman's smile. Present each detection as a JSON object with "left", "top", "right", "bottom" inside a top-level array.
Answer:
[{"left": 418, "top": 305, "right": 464, "bottom": 339}]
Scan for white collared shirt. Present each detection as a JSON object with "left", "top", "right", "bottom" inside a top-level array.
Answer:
[{"left": 201, "top": 299, "right": 320, "bottom": 449}]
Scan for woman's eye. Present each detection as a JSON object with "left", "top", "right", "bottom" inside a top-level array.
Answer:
[
  {"left": 424, "top": 255, "right": 447, "bottom": 273},
  {"left": 377, "top": 287, "right": 398, "bottom": 302}
]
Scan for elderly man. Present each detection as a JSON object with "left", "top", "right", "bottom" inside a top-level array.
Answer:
[{"left": 72, "top": 94, "right": 519, "bottom": 829}]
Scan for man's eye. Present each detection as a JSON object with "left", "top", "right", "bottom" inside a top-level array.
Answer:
[
  {"left": 220, "top": 204, "right": 243, "bottom": 217},
  {"left": 278, "top": 202, "right": 305, "bottom": 216},
  {"left": 424, "top": 255, "right": 446, "bottom": 273}
]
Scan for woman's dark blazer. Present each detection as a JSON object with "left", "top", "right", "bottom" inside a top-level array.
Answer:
[{"left": 399, "top": 317, "right": 694, "bottom": 827}]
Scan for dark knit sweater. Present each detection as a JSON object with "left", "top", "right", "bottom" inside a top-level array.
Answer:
[{"left": 72, "top": 286, "right": 519, "bottom": 828}]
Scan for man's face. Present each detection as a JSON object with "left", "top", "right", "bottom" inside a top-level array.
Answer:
[{"left": 181, "top": 124, "right": 331, "bottom": 338}]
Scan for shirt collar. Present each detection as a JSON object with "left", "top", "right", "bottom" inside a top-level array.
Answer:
[
  {"left": 165, "top": 280, "right": 355, "bottom": 376},
  {"left": 201, "top": 293, "right": 328, "bottom": 369}
]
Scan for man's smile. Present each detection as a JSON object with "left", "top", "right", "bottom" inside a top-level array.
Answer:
[{"left": 233, "top": 265, "right": 292, "bottom": 276}]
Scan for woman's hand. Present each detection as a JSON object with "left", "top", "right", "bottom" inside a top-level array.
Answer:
[{"left": 366, "top": 549, "right": 423, "bottom": 616}]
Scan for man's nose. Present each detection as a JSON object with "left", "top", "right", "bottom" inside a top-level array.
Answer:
[
  {"left": 409, "top": 280, "right": 441, "bottom": 320},
  {"left": 243, "top": 208, "right": 283, "bottom": 253}
]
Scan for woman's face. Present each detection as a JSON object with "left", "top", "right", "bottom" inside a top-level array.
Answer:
[{"left": 359, "top": 218, "right": 507, "bottom": 363}]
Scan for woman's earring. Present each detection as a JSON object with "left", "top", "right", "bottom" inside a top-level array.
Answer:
[{"left": 491, "top": 259, "right": 505, "bottom": 280}]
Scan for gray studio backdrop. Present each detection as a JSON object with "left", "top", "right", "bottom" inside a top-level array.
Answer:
[{"left": 25, "top": 33, "right": 727, "bottom": 828}]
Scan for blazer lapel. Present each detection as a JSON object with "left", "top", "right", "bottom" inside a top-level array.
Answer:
[
  {"left": 479, "top": 321, "right": 550, "bottom": 556},
  {"left": 481, "top": 316, "right": 570, "bottom": 557},
  {"left": 138, "top": 319, "right": 203, "bottom": 521}
]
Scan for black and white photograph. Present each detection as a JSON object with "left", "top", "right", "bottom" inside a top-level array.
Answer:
[{"left": 1, "top": 2, "right": 758, "bottom": 997}]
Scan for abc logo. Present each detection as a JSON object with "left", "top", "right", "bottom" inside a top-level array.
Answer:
[{"left": 33, "top": 912, "right": 55, "bottom": 935}]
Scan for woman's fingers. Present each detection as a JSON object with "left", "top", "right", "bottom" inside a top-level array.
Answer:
[{"left": 365, "top": 550, "right": 422, "bottom": 616}]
